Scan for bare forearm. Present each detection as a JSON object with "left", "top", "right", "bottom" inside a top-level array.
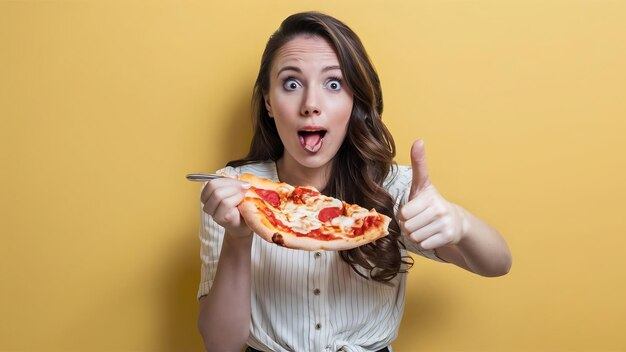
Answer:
[
  {"left": 437, "top": 206, "right": 512, "bottom": 277},
  {"left": 198, "top": 235, "right": 252, "bottom": 351}
]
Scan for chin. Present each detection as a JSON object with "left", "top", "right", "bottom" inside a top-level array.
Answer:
[
  {"left": 290, "top": 150, "right": 337, "bottom": 170},
  {"left": 296, "top": 156, "right": 334, "bottom": 170}
]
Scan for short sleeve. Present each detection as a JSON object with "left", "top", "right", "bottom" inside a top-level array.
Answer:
[
  {"left": 386, "top": 164, "right": 445, "bottom": 262},
  {"left": 197, "top": 166, "right": 237, "bottom": 299}
]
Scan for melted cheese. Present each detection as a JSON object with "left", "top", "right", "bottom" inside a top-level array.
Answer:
[{"left": 273, "top": 194, "right": 372, "bottom": 236}]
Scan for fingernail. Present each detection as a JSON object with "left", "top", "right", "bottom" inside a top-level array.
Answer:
[{"left": 241, "top": 182, "right": 251, "bottom": 189}]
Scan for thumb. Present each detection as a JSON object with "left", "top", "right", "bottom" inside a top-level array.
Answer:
[{"left": 409, "top": 139, "right": 431, "bottom": 198}]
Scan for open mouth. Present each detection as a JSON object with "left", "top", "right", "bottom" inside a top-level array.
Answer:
[{"left": 298, "top": 129, "right": 327, "bottom": 152}]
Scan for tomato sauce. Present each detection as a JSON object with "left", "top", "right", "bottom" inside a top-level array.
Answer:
[
  {"left": 351, "top": 215, "right": 383, "bottom": 237},
  {"left": 305, "top": 229, "right": 338, "bottom": 241},
  {"left": 290, "top": 187, "right": 320, "bottom": 204},
  {"left": 260, "top": 205, "right": 290, "bottom": 231}
]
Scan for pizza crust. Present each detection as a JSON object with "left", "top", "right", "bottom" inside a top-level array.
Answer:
[
  {"left": 270, "top": 216, "right": 391, "bottom": 251},
  {"left": 239, "top": 173, "right": 292, "bottom": 193}
]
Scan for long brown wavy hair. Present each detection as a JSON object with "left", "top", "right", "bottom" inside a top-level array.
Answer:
[{"left": 228, "top": 11, "right": 413, "bottom": 282}]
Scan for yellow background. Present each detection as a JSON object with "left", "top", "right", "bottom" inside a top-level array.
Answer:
[{"left": 1, "top": 1, "right": 625, "bottom": 351}]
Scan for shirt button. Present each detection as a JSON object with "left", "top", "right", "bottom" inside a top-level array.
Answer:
[
  {"left": 313, "top": 288, "right": 320, "bottom": 295},
  {"left": 314, "top": 252, "right": 322, "bottom": 258},
  {"left": 315, "top": 323, "right": 322, "bottom": 330}
]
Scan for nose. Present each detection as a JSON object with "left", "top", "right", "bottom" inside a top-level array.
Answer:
[{"left": 300, "top": 87, "right": 321, "bottom": 117}]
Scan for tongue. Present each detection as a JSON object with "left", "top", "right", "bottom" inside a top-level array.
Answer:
[{"left": 300, "top": 132, "right": 323, "bottom": 152}]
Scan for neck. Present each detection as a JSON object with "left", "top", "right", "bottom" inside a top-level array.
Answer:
[{"left": 276, "top": 157, "right": 332, "bottom": 191}]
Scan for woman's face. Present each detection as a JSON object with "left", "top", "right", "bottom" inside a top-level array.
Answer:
[{"left": 264, "top": 35, "right": 353, "bottom": 173}]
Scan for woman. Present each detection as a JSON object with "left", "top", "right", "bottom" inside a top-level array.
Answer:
[{"left": 197, "top": 11, "right": 511, "bottom": 352}]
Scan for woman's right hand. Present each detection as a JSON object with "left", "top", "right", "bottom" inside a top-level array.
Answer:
[{"left": 201, "top": 177, "right": 253, "bottom": 239}]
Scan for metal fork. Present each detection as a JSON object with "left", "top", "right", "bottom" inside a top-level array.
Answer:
[{"left": 185, "top": 173, "right": 226, "bottom": 182}]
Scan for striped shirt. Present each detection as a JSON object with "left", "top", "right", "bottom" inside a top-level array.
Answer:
[{"left": 198, "top": 161, "right": 440, "bottom": 352}]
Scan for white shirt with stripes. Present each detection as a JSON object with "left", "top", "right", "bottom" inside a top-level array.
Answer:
[{"left": 198, "top": 161, "right": 440, "bottom": 352}]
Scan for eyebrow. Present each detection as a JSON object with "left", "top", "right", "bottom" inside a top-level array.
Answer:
[{"left": 276, "top": 65, "right": 342, "bottom": 77}]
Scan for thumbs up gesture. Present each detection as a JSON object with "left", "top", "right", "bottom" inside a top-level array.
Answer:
[{"left": 398, "top": 140, "right": 467, "bottom": 250}]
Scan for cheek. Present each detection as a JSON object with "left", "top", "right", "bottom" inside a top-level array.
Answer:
[
  {"left": 270, "top": 96, "right": 297, "bottom": 138},
  {"left": 271, "top": 93, "right": 299, "bottom": 117},
  {"left": 333, "top": 95, "right": 353, "bottom": 124},
  {"left": 329, "top": 99, "right": 352, "bottom": 142}
]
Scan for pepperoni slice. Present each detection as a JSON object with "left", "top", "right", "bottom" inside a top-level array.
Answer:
[
  {"left": 254, "top": 188, "right": 280, "bottom": 208},
  {"left": 318, "top": 207, "right": 343, "bottom": 222}
]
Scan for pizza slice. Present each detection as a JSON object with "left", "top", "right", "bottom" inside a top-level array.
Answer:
[{"left": 236, "top": 173, "right": 391, "bottom": 251}]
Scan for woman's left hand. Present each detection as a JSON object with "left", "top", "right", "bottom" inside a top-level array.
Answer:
[{"left": 398, "top": 140, "right": 468, "bottom": 250}]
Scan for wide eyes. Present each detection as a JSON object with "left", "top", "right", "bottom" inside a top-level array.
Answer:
[
  {"left": 281, "top": 77, "right": 343, "bottom": 92},
  {"left": 325, "top": 79, "right": 342, "bottom": 91},
  {"left": 283, "top": 78, "right": 302, "bottom": 91}
]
